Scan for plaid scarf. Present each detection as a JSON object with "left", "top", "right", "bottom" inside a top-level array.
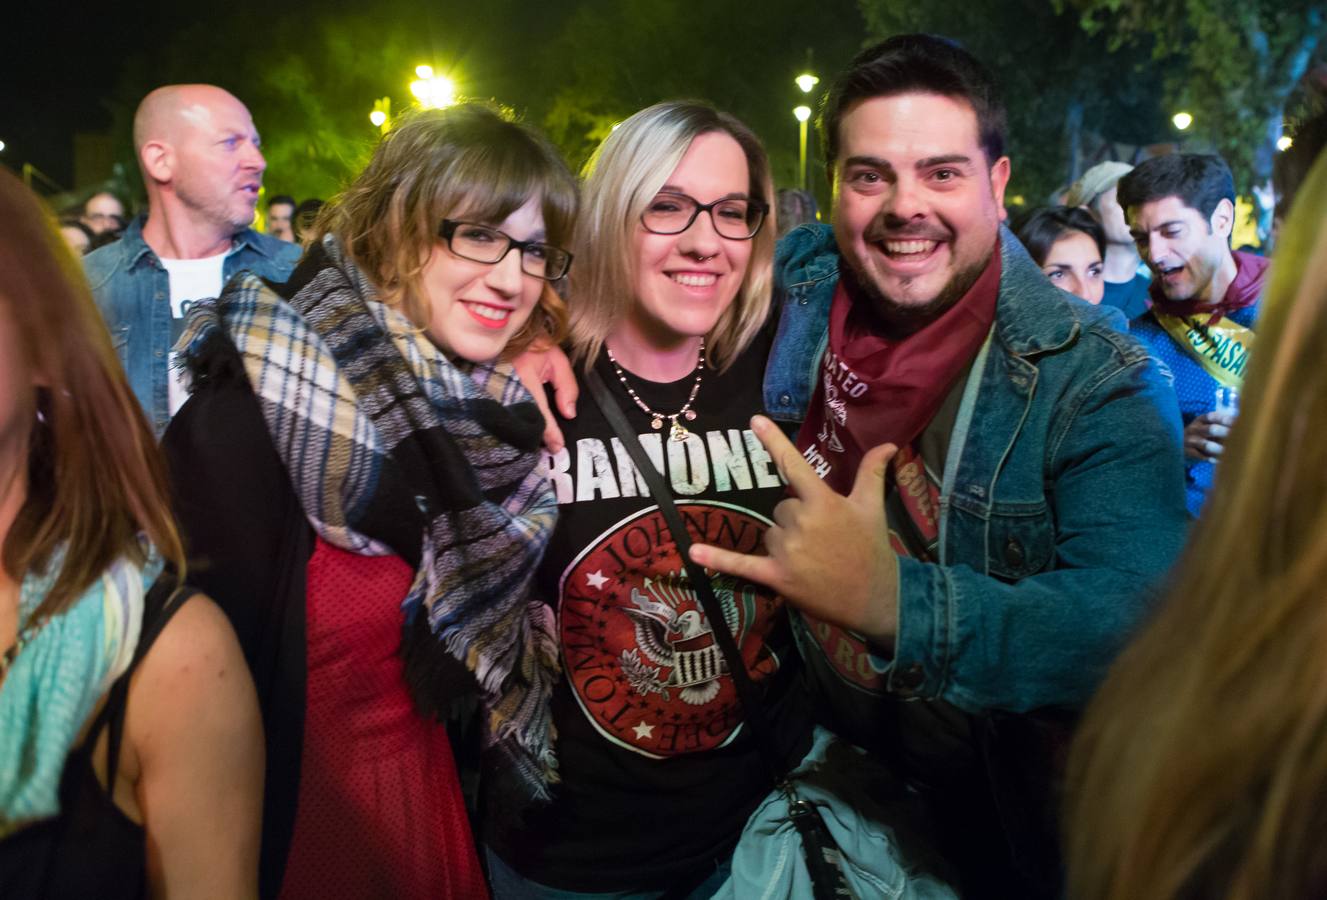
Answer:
[{"left": 177, "top": 237, "right": 560, "bottom": 798}]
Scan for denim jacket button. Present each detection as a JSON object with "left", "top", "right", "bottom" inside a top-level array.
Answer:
[
  {"left": 1004, "top": 537, "right": 1025, "bottom": 569},
  {"left": 894, "top": 663, "right": 925, "bottom": 691},
  {"left": 778, "top": 393, "right": 792, "bottom": 406}
]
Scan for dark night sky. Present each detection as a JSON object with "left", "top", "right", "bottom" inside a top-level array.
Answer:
[
  {"left": 2, "top": 0, "right": 605, "bottom": 195},
  {"left": 3, "top": 0, "right": 857, "bottom": 198},
  {"left": 3, "top": 1, "right": 196, "bottom": 190}
]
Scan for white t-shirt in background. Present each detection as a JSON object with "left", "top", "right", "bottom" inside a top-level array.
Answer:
[{"left": 161, "top": 251, "right": 228, "bottom": 415}]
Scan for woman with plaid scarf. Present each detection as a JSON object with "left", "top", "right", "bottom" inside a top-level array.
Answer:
[{"left": 163, "top": 104, "right": 578, "bottom": 900}]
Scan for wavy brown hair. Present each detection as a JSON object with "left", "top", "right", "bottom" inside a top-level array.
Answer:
[
  {"left": 0, "top": 168, "right": 182, "bottom": 621},
  {"left": 1065, "top": 151, "right": 1327, "bottom": 900},
  {"left": 314, "top": 104, "right": 578, "bottom": 357}
]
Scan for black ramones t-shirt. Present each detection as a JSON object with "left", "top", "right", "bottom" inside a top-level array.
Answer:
[{"left": 484, "top": 332, "right": 814, "bottom": 892}]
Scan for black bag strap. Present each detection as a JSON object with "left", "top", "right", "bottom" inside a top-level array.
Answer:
[
  {"left": 586, "top": 368, "right": 790, "bottom": 789},
  {"left": 83, "top": 577, "right": 190, "bottom": 784}
]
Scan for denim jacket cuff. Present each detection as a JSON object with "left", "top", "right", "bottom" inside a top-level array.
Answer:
[{"left": 884, "top": 555, "right": 947, "bottom": 699}]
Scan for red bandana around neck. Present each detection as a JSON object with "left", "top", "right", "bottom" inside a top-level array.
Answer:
[
  {"left": 1149, "top": 249, "right": 1269, "bottom": 324},
  {"left": 795, "top": 243, "right": 1000, "bottom": 498},
  {"left": 791, "top": 244, "right": 1000, "bottom": 694}
]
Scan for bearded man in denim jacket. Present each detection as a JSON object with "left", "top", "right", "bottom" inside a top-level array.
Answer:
[
  {"left": 86, "top": 85, "right": 300, "bottom": 437},
  {"left": 690, "top": 35, "right": 1188, "bottom": 897}
]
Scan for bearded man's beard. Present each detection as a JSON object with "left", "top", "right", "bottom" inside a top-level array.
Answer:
[{"left": 843, "top": 244, "right": 995, "bottom": 338}]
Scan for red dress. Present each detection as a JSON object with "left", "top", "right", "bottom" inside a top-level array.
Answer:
[{"left": 278, "top": 538, "right": 488, "bottom": 899}]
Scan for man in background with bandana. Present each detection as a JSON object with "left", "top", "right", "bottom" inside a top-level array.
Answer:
[{"left": 1120, "top": 153, "right": 1269, "bottom": 517}]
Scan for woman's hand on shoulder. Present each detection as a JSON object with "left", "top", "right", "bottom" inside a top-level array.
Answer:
[
  {"left": 512, "top": 339, "right": 578, "bottom": 453},
  {"left": 127, "top": 592, "right": 263, "bottom": 900}
]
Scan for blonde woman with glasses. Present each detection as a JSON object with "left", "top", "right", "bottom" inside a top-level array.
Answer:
[{"left": 482, "top": 100, "right": 822, "bottom": 898}]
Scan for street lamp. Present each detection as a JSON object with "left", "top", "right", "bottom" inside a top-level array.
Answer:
[
  {"left": 1277, "top": 135, "right": 1293, "bottom": 152},
  {"left": 790, "top": 105, "right": 812, "bottom": 189},
  {"left": 410, "top": 64, "right": 455, "bottom": 110},
  {"left": 370, "top": 96, "right": 391, "bottom": 133},
  {"left": 1172, "top": 111, "right": 1193, "bottom": 131},
  {"left": 0, "top": 140, "right": 6, "bottom": 153},
  {"left": 793, "top": 71, "right": 819, "bottom": 192}
]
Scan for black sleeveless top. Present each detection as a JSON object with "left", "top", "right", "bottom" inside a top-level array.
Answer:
[{"left": 0, "top": 578, "right": 189, "bottom": 899}]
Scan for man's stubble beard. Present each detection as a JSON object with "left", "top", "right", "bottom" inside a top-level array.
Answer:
[
  {"left": 177, "top": 177, "right": 257, "bottom": 237},
  {"left": 847, "top": 243, "right": 995, "bottom": 336}
]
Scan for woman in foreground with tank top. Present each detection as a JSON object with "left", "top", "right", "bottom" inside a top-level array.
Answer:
[{"left": 0, "top": 168, "right": 263, "bottom": 897}]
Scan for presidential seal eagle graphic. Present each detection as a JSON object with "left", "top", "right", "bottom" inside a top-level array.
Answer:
[{"left": 559, "top": 502, "right": 781, "bottom": 758}]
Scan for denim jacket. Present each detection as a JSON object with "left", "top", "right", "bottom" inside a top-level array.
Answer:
[
  {"left": 85, "top": 216, "right": 300, "bottom": 436},
  {"left": 765, "top": 223, "right": 1188, "bottom": 713}
]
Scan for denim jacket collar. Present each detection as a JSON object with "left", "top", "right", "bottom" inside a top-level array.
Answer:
[
  {"left": 993, "top": 230, "right": 1080, "bottom": 358},
  {"left": 778, "top": 223, "right": 841, "bottom": 289},
  {"left": 117, "top": 216, "right": 159, "bottom": 271},
  {"left": 117, "top": 214, "right": 274, "bottom": 269}
]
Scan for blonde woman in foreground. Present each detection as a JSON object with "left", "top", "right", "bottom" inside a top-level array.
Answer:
[{"left": 1065, "top": 150, "right": 1327, "bottom": 899}]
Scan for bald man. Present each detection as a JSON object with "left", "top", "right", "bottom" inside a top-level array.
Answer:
[{"left": 86, "top": 84, "right": 300, "bottom": 436}]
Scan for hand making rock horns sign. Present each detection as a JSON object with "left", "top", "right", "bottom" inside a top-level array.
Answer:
[{"left": 689, "top": 415, "right": 902, "bottom": 645}]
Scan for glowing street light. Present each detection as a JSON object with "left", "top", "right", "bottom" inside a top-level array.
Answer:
[
  {"left": 795, "top": 73, "right": 819, "bottom": 94},
  {"left": 794, "top": 105, "right": 813, "bottom": 191},
  {"left": 369, "top": 96, "right": 392, "bottom": 134},
  {"left": 0, "top": 140, "right": 6, "bottom": 152},
  {"left": 1277, "top": 135, "right": 1294, "bottom": 152},
  {"left": 410, "top": 65, "right": 455, "bottom": 110},
  {"left": 1172, "top": 111, "right": 1193, "bottom": 131}
]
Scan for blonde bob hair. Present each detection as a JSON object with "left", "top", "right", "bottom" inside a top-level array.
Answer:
[
  {"left": 1065, "top": 149, "right": 1327, "bottom": 900},
  {"left": 568, "top": 101, "right": 775, "bottom": 372},
  {"left": 314, "top": 104, "right": 578, "bottom": 357}
]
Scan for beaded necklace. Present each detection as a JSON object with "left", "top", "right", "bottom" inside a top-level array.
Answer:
[{"left": 605, "top": 339, "right": 706, "bottom": 443}]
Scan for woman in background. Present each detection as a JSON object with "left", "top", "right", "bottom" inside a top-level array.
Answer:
[
  {"left": 1064, "top": 152, "right": 1327, "bottom": 899},
  {"left": 0, "top": 167, "right": 262, "bottom": 897},
  {"left": 1016, "top": 206, "right": 1106, "bottom": 305}
]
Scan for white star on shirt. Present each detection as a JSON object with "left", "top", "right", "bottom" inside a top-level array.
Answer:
[
  {"left": 632, "top": 720, "right": 655, "bottom": 741},
  {"left": 585, "top": 570, "right": 609, "bottom": 590}
]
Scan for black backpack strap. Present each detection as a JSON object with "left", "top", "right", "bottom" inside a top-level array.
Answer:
[{"left": 585, "top": 369, "right": 788, "bottom": 788}]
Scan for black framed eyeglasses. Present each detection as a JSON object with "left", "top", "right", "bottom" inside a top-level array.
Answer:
[
  {"left": 640, "top": 192, "right": 769, "bottom": 240},
  {"left": 438, "top": 219, "right": 574, "bottom": 281}
]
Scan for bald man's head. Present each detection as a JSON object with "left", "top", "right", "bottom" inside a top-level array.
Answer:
[
  {"left": 134, "top": 84, "right": 247, "bottom": 153},
  {"left": 134, "top": 84, "right": 267, "bottom": 236}
]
